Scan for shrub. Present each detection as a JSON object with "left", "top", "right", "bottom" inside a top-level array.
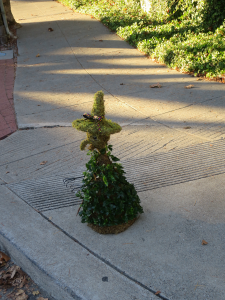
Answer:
[
  {"left": 76, "top": 145, "right": 143, "bottom": 227},
  {"left": 58, "top": 0, "right": 225, "bottom": 79}
]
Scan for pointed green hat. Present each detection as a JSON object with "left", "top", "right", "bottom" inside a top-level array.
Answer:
[{"left": 72, "top": 91, "right": 122, "bottom": 136}]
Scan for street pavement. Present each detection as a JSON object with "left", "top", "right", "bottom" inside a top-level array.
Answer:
[{"left": 0, "top": 0, "right": 225, "bottom": 299}]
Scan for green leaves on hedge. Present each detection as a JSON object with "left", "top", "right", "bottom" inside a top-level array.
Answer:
[{"left": 59, "top": 0, "right": 225, "bottom": 79}]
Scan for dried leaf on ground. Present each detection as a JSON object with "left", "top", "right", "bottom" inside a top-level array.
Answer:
[
  {"left": 183, "top": 126, "right": 191, "bottom": 129},
  {"left": 0, "top": 264, "right": 26, "bottom": 289},
  {"left": 32, "top": 290, "right": 40, "bottom": 295},
  {"left": 155, "top": 290, "right": 161, "bottom": 295},
  {"left": 17, "top": 275, "right": 27, "bottom": 288},
  {"left": 40, "top": 161, "right": 47, "bottom": 165},
  {"left": 202, "top": 240, "right": 208, "bottom": 245},
  {"left": 150, "top": 83, "right": 162, "bottom": 88},
  {"left": 16, "top": 290, "right": 24, "bottom": 296},
  {"left": 99, "top": 40, "right": 103, "bottom": 42},
  {"left": 197, "top": 78, "right": 203, "bottom": 81},
  {"left": 0, "top": 251, "right": 10, "bottom": 263},
  {"left": 48, "top": 28, "right": 53, "bottom": 32},
  {"left": 10, "top": 265, "right": 20, "bottom": 278},
  {"left": 37, "top": 297, "right": 48, "bottom": 300},
  {"left": 185, "top": 84, "right": 194, "bottom": 89},
  {"left": 12, "top": 272, "right": 26, "bottom": 287},
  {"left": 15, "top": 290, "right": 28, "bottom": 300},
  {"left": 36, "top": 54, "right": 40, "bottom": 57}
]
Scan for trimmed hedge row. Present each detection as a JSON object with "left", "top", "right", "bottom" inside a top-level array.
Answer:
[{"left": 59, "top": 0, "right": 225, "bottom": 79}]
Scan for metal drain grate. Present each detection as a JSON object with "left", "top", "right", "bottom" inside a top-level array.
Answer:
[
  {"left": 8, "top": 171, "right": 85, "bottom": 212},
  {"left": 123, "top": 138, "right": 225, "bottom": 192},
  {"left": 8, "top": 139, "right": 225, "bottom": 212}
]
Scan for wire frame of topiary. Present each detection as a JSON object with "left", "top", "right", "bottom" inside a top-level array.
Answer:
[{"left": 71, "top": 91, "right": 143, "bottom": 234}]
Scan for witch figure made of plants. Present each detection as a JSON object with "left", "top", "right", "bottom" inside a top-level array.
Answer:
[{"left": 71, "top": 91, "right": 143, "bottom": 234}]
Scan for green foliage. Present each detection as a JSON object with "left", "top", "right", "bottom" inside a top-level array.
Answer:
[
  {"left": 174, "top": 0, "right": 225, "bottom": 31},
  {"left": 72, "top": 118, "right": 121, "bottom": 137},
  {"left": 72, "top": 91, "right": 122, "bottom": 151},
  {"left": 91, "top": 90, "right": 105, "bottom": 116},
  {"left": 76, "top": 145, "right": 143, "bottom": 226},
  {"left": 120, "top": 20, "right": 225, "bottom": 77},
  {"left": 58, "top": 0, "right": 225, "bottom": 79}
]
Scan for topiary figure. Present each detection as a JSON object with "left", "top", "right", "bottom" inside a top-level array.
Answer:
[
  {"left": 72, "top": 91, "right": 143, "bottom": 234},
  {"left": 72, "top": 91, "right": 122, "bottom": 165}
]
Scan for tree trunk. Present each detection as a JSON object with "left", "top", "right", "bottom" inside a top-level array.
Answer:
[
  {"left": 0, "top": 8, "right": 7, "bottom": 44},
  {"left": 3, "top": 0, "right": 16, "bottom": 25}
]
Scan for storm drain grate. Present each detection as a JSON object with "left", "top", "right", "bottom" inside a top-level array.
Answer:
[
  {"left": 123, "top": 138, "right": 225, "bottom": 192},
  {"left": 8, "top": 171, "right": 85, "bottom": 212},
  {"left": 8, "top": 139, "right": 225, "bottom": 212}
]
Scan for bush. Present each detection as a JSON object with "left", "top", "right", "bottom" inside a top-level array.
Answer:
[{"left": 76, "top": 145, "right": 143, "bottom": 227}]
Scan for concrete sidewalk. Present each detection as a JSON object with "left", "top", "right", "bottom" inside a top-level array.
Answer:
[{"left": 1, "top": 0, "right": 225, "bottom": 299}]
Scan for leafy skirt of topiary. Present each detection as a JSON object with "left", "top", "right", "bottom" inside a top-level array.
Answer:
[{"left": 76, "top": 145, "right": 143, "bottom": 234}]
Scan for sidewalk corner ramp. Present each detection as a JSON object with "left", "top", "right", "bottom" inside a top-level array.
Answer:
[{"left": 0, "top": 184, "right": 160, "bottom": 300}]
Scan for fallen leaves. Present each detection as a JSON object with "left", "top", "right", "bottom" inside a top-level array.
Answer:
[
  {"left": 0, "top": 251, "right": 10, "bottom": 263},
  {"left": 32, "top": 290, "right": 40, "bottom": 295},
  {"left": 202, "top": 240, "right": 208, "bottom": 245},
  {"left": 10, "top": 265, "right": 20, "bottom": 279},
  {"left": 48, "top": 28, "right": 54, "bottom": 32},
  {"left": 0, "top": 269, "right": 26, "bottom": 289},
  {"left": 40, "top": 161, "right": 47, "bottom": 165},
  {"left": 15, "top": 289, "right": 28, "bottom": 300},
  {"left": 150, "top": 83, "right": 162, "bottom": 88},
  {"left": 183, "top": 126, "right": 191, "bottom": 129},
  {"left": 185, "top": 84, "right": 194, "bottom": 89},
  {"left": 0, "top": 257, "right": 48, "bottom": 299},
  {"left": 36, "top": 54, "right": 40, "bottom": 57},
  {"left": 155, "top": 290, "right": 161, "bottom": 295}
]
